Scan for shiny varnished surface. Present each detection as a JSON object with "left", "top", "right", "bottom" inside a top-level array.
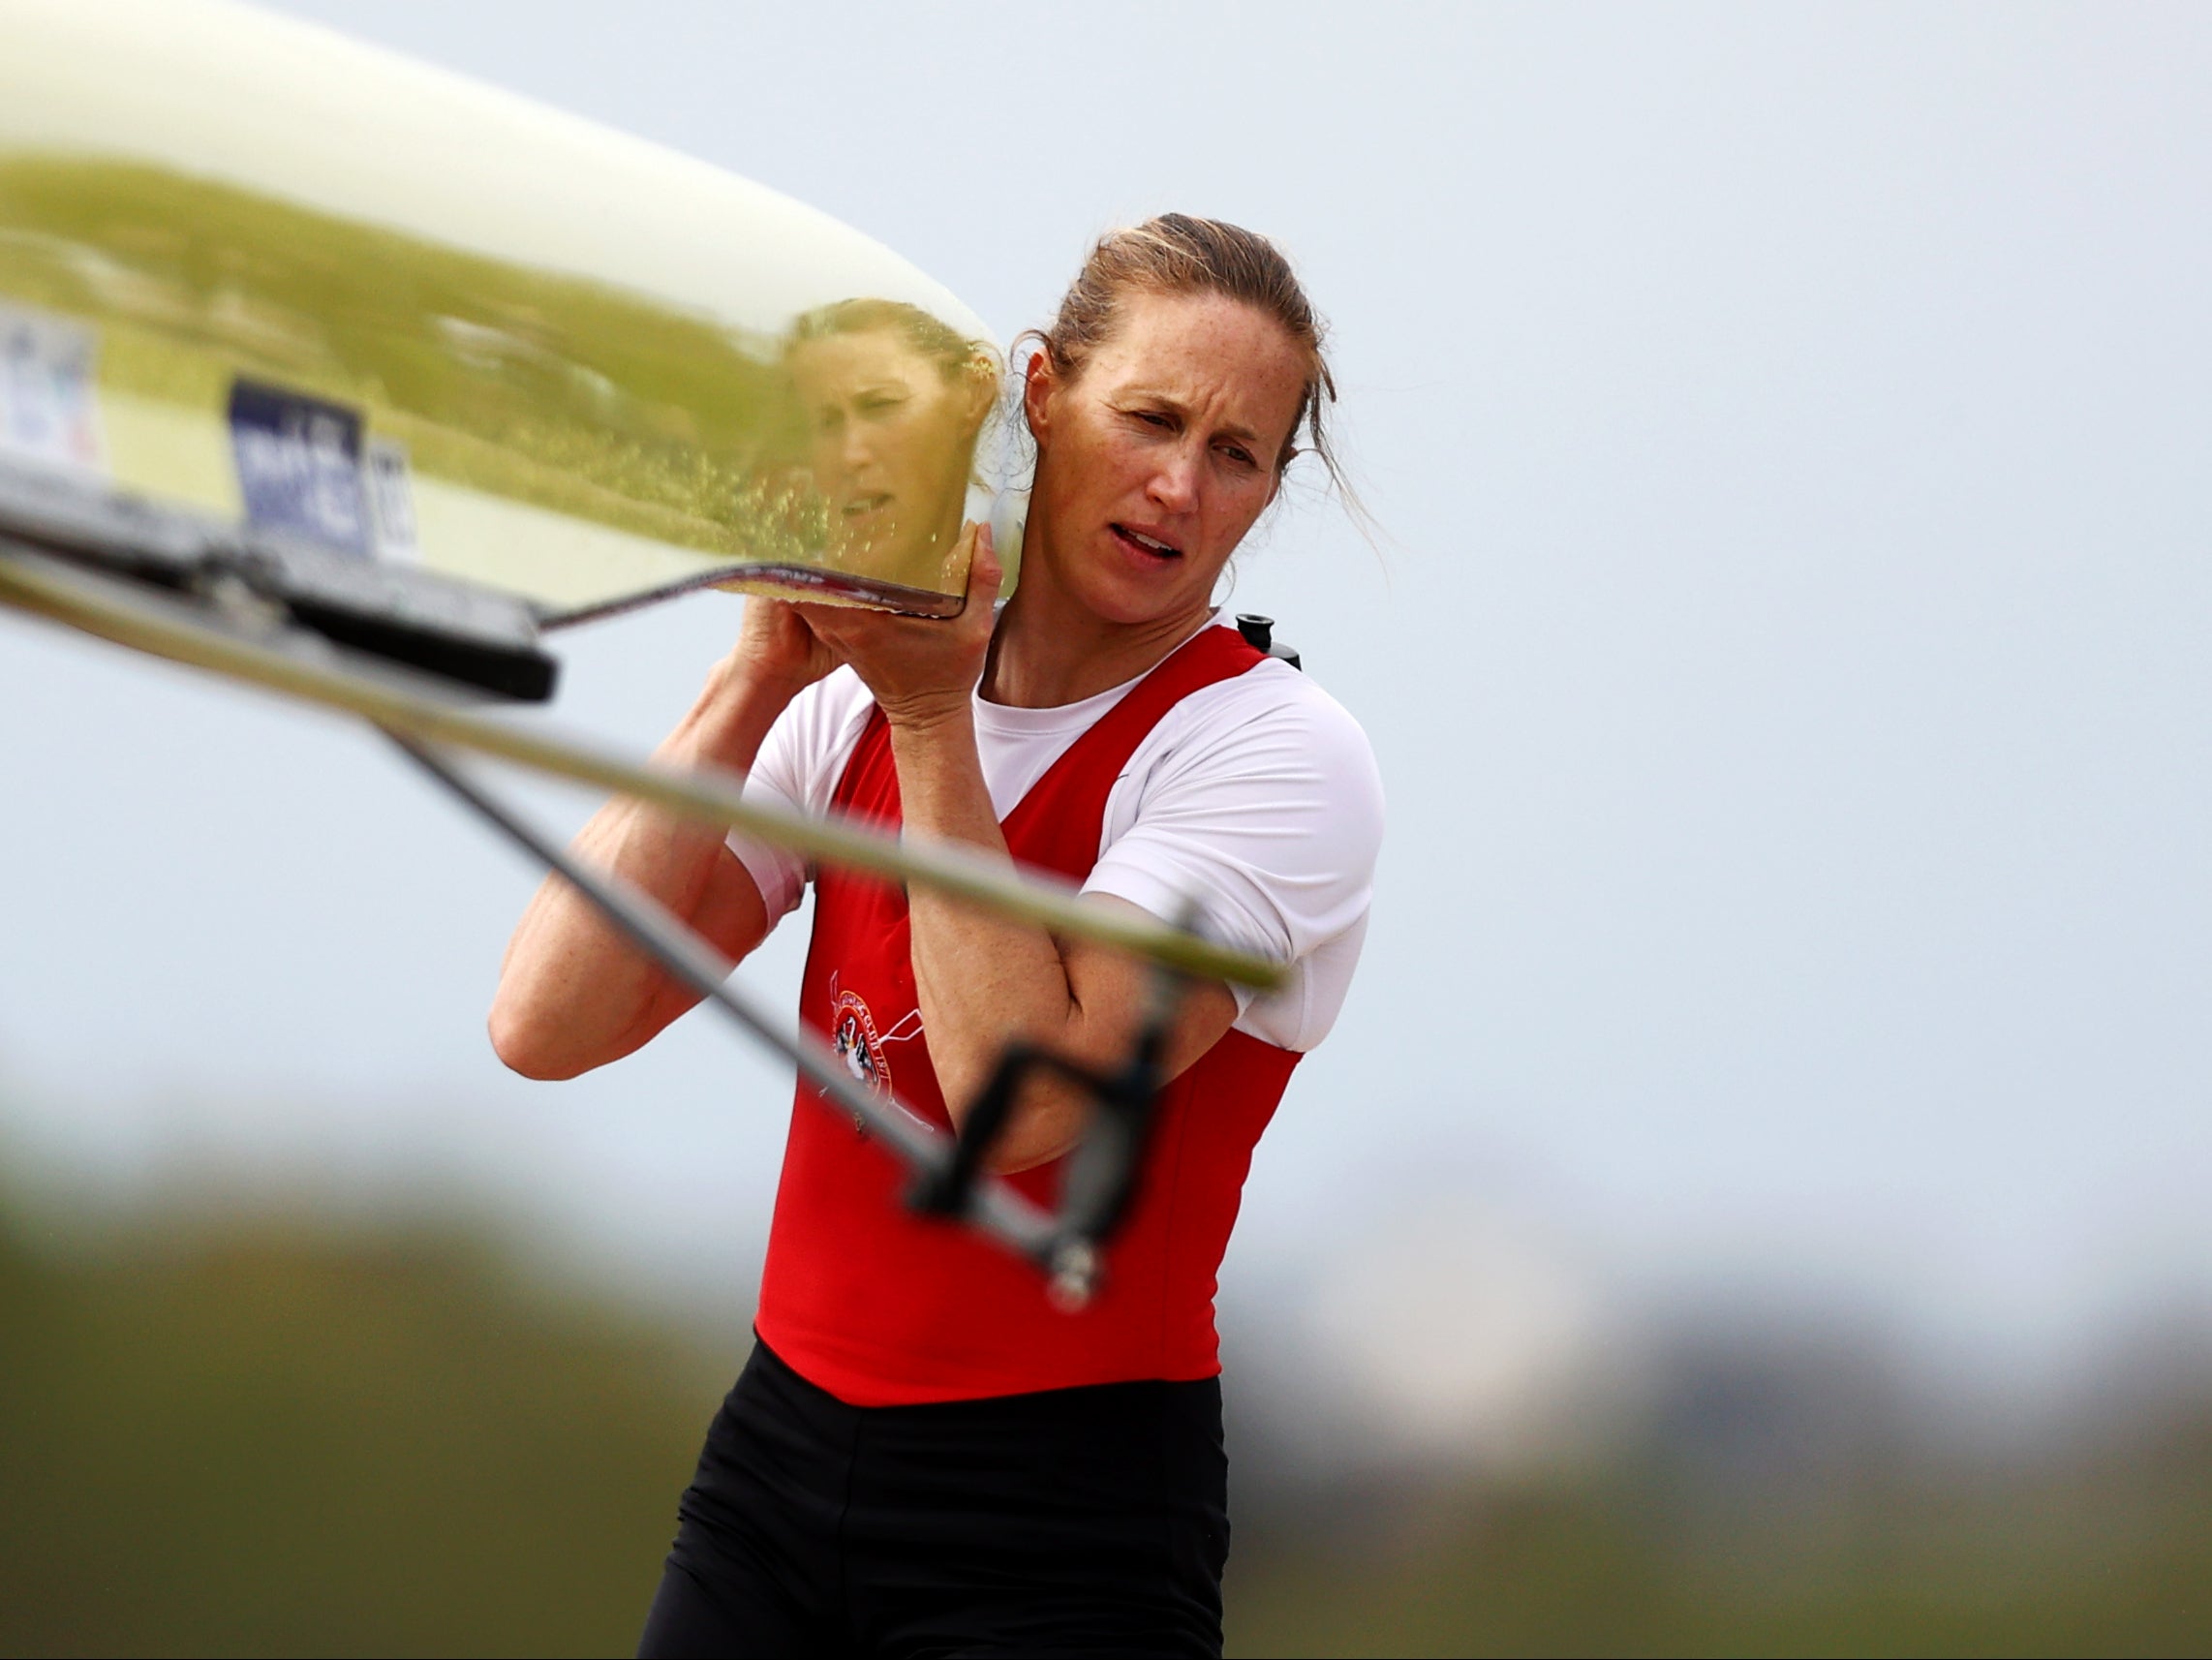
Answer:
[{"left": 0, "top": 0, "right": 998, "bottom": 621}]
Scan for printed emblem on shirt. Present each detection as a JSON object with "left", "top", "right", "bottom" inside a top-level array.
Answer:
[{"left": 827, "top": 974, "right": 922, "bottom": 1105}]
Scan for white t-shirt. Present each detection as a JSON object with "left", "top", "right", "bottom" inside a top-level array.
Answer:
[{"left": 729, "top": 616, "right": 1385, "bottom": 1052}]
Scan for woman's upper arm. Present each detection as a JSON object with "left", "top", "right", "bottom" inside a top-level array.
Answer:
[
  {"left": 1081, "top": 677, "right": 1385, "bottom": 982},
  {"left": 1060, "top": 896, "right": 1241, "bottom": 1081},
  {"left": 723, "top": 666, "right": 876, "bottom": 925},
  {"left": 630, "top": 680, "right": 862, "bottom": 1044}
]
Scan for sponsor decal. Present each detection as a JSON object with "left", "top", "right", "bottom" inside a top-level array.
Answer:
[
  {"left": 0, "top": 304, "right": 106, "bottom": 475},
  {"left": 228, "top": 380, "right": 371, "bottom": 555},
  {"left": 365, "top": 437, "right": 421, "bottom": 562}
]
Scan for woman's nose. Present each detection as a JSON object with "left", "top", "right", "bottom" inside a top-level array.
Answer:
[{"left": 1146, "top": 446, "right": 1202, "bottom": 513}]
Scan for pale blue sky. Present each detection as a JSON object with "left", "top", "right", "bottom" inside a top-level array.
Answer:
[{"left": 3, "top": 3, "right": 2206, "bottom": 1399}]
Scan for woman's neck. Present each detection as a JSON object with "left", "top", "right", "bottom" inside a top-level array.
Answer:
[{"left": 982, "top": 569, "right": 1214, "bottom": 710}]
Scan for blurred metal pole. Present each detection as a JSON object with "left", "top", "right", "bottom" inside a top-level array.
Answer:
[
  {"left": 385, "top": 734, "right": 1076, "bottom": 1283},
  {"left": 0, "top": 539, "right": 1282, "bottom": 992}
]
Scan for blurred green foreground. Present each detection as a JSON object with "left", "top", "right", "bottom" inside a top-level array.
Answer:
[
  {"left": 0, "top": 1190, "right": 725, "bottom": 1656},
  {"left": 3, "top": 1184, "right": 2208, "bottom": 1657}
]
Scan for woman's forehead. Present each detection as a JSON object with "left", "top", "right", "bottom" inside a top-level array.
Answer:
[{"left": 1089, "top": 292, "right": 1306, "bottom": 420}]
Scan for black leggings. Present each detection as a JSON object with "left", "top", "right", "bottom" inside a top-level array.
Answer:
[{"left": 637, "top": 1340, "right": 1231, "bottom": 1659}]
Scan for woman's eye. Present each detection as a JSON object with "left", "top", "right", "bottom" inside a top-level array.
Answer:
[
  {"left": 1219, "top": 444, "right": 1257, "bottom": 470},
  {"left": 1129, "top": 409, "right": 1174, "bottom": 430}
]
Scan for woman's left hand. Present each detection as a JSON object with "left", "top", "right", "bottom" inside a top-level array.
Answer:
[{"left": 795, "top": 522, "right": 1001, "bottom": 733}]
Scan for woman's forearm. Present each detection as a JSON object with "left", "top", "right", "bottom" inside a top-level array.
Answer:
[
  {"left": 889, "top": 712, "right": 1236, "bottom": 1172},
  {"left": 789, "top": 536, "right": 1235, "bottom": 1167},
  {"left": 888, "top": 712, "right": 1093, "bottom": 1162},
  {"left": 487, "top": 660, "right": 795, "bottom": 1079}
]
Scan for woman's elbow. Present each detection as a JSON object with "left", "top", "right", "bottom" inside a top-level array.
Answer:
[
  {"left": 486, "top": 999, "right": 584, "bottom": 1081},
  {"left": 972, "top": 1091, "right": 1086, "bottom": 1177}
]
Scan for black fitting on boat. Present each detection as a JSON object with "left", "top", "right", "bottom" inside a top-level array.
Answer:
[{"left": 1235, "top": 612, "right": 1302, "bottom": 671}]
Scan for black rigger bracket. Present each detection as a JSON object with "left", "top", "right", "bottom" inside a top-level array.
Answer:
[{"left": 908, "top": 939, "right": 1189, "bottom": 1299}]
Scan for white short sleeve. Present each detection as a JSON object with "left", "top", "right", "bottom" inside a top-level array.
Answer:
[
  {"left": 725, "top": 668, "right": 876, "bottom": 923},
  {"left": 1083, "top": 661, "right": 1385, "bottom": 1052},
  {"left": 723, "top": 642, "right": 1385, "bottom": 1055}
]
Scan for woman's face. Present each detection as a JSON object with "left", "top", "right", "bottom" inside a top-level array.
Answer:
[
  {"left": 787, "top": 327, "right": 986, "bottom": 586},
  {"left": 1025, "top": 291, "right": 1307, "bottom": 629}
]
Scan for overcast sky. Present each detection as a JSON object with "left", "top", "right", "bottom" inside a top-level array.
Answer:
[{"left": 3, "top": 3, "right": 2207, "bottom": 1396}]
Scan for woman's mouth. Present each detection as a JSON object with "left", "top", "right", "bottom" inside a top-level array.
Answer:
[
  {"left": 842, "top": 492, "right": 893, "bottom": 520},
  {"left": 1111, "top": 523, "right": 1183, "bottom": 563}
]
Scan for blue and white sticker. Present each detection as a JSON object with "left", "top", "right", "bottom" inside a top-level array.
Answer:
[
  {"left": 0, "top": 303, "right": 107, "bottom": 476},
  {"left": 228, "top": 380, "right": 371, "bottom": 555},
  {"left": 365, "top": 437, "right": 421, "bottom": 563}
]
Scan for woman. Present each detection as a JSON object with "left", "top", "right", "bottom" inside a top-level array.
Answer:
[{"left": 492, "top": 214, "right": 1384, "bottom": 1658}]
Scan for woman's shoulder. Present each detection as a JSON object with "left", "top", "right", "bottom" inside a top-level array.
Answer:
[
  {"left": 754, "top": 665, "right": 879, "bottom": 808},
  {"left": 1233, "top": 653, "right": 1374, "bottom": 736},
  {"left": 1090, "top": 638, "right": 1383, "bottom": 999},
  {"left": 1158, "top": 649, "right": 1381, "bottom": 785},
  {"left": 779, "top": 664, "right": 878, "bottom": 750},
  {"left": 1111, "top": 644, "right": 1386, "bottom": 852}
]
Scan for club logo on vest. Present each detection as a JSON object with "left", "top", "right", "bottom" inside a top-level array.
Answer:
[
  {"left": 826, "top": 975, "right": 924, "bottom": 1105},
  {"left": 830, "top": 989, "right": 891, "bottom": 1096}
]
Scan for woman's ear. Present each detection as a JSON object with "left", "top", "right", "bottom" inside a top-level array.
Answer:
[{"left": 1022, "top": 352, "right": 1056, "bottom": 450}]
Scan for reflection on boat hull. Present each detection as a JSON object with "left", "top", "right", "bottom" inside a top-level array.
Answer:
[{"left": 0, "top": 0, "right": 1001, "bottom": 626}]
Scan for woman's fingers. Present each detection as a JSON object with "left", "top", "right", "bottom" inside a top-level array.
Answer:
[
  {"left": 732, "top": 595, "right": 844, "bottom": 692},
  {"left": 792, "top": 523, "right": 998, "bottom": 728}
]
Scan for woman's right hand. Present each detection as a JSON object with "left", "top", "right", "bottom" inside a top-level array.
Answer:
[{"left": 731, "top": 595, "right": 843, "bottom": 697}]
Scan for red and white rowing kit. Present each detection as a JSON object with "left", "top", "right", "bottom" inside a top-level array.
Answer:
[
  {"left": 647, "top": 617, "right": 1384, "bottom": 1648},
  {"left": 754, "top": 625, "right": 1299, "bottom": 1403},
  {"left": 731, "top": 615, "right": 1385, "bottom": 1406}
]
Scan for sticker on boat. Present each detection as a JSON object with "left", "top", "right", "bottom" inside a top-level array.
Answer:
[{"left": 0, "top": 303, "right": 105, "bottom": 476}]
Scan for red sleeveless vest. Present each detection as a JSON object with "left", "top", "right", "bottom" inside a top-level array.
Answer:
[{"left": 753, "top": 624, "right": 1303, "bottom": 1405}]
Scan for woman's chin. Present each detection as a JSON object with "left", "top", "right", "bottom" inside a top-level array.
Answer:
[{"left": 1074, "top": 568, "right": 1215, "bottom": 630}]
